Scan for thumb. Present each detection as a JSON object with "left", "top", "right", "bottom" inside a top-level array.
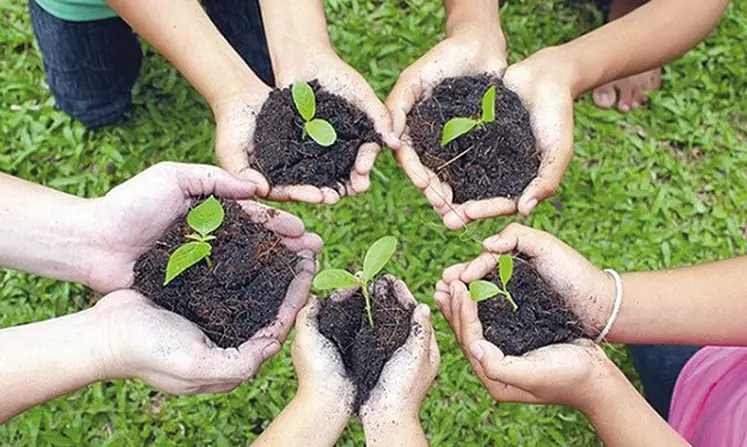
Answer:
[
  {"left": 158, "top": 162, "right": 257, "bottom": 199},
  {"left": 200, "top": 337, "right": 281, "bottom": 383},
  {"left": 385, "top": 69, "right": 421, "bottom": 139},
  {"left": 471, "top": 340, "right": 538, "bottom": 390}
]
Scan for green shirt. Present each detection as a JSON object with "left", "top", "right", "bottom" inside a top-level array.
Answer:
[{"left": 35, "top": 0, "right": 117, "bottom": 22}]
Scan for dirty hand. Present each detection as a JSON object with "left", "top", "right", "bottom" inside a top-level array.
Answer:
[
  {"left": 360, "top": 279, "right": 440, "bottom": 445},
  {"left": 386, "top": 22, "right": 508, "bottom": 230},
  {"left": 437, "top": 280, "right": 621, "bottom": 411},
  {"left": 435, "top": 223, "right": 615, "bottom": 337},
  {"left": 92, "top": 290, "right": 280, "bottom": 394},
  {"left": 500, "top": 47, "right": 577, "bottom": 216}
]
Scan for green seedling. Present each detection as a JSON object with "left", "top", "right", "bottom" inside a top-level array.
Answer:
[
  {"left": 469, "top": 254, "right": 518, "bottom": 311},
  {"left": 441, "top": 85, "right": 496, "bottom": 146},
  {"left": 164, "top": 196, "right": 225, "bottom": 285},
  {"left": 292, "top": 81, "right": 338, "bottom": 147},
  {"left": 313, "top": 236, "right": 398, "bottom": 327}
]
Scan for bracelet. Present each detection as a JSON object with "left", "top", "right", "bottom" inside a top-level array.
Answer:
[{"left": 595, "top": 269, "right": 623, "bottom": 343}]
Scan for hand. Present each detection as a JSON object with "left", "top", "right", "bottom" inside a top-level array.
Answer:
[
  {"left": 386, "top": 28, "right": 508, "bottom": 230},
  {"left": 500, "top": 47, "right": 577, "bottom": 216},
  {"left": 360, "top": 279, "right": 440, "bottom": 443},
  {"left": 437, "top": 280, "right": 622, "bottom": 412},
  {"left": 92, "top": 290, "right": 281, "bottom": 394},
  {"left": 435, "top": 223, "right": 615, "bottom": 336},
  {"left": 271, "top": 49, "right": 397, "bottom": 203}
]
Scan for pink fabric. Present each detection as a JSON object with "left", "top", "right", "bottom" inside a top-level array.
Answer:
[{"left": 669, "top": 346, "right": 747, "bottom": 447}]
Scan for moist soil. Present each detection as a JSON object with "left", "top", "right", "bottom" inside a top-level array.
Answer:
[
  {"left": 477, "top": 257, "right": 588, "bottom": 356},
  {"left": 133, "top": 200, "right": 300, "bottom": 348},
  {"left": 318, "top": 276, "right": 414, "bottom": 412},
  {"left": 407, "top": 74, "right": 539, "bottom": 204},
  {"left": 251, "top": 80, "right": 381, "bottom": 192}
]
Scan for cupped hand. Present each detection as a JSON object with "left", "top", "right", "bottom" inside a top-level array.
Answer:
[
  {"left": 360, "top": 278, "right": 440, "bottom": 424},
  {"left": 437, "top": 280, "right": 619, "bottom": 411},
  {"left": 93, "top": 290, "right": 280, "bottom": 395},
  {"left": 435, "top": 223, "right": 615, "bottom": 337},
  {"left": 270, "top": 50, "right": 396, "bottom": 203},
  {"left": 386, "top": 31, "right": 509, "bottom": 230}
]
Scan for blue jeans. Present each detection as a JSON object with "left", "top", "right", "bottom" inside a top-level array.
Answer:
[
  {"left": 29, "top": 0, "right": 273, "bottom": 128},
  {"left": 630, "top": 344, "right": 701, "bottom": 419}
]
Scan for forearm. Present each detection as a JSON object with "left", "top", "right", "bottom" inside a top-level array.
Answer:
[
  {"left": 444, "top": 0, "right": 502, "bottom": 42},
  {"left": 252, "top": 393, "right": 349, "bottom": 447},
  {"left": 363, "top": 412, "right": 428, "bottom": 447},
  {"left": 560, "top": 0, "right": 729, "bottom": 96},
  {"left": 582, "top": 371, "right": 688, "bottom": 447},
  {"left": 258, "top": 0, "right": 333, "bottom": 84},
  {"left": 609, "top": 256, "right": 747, "bottom": 345},
  {"left": 108, "top": 0, "right": 266, "bottom": 107},
  {"left": 0, "top": 173, "right": 95, "bottom": 285},
  {"left": 0, "top": 310, "right": 103, "bottom": 423}
]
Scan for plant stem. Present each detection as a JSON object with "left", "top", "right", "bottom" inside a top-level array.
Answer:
[
  {"left": 205, "top": 256, "right": 214, "bottom": 270},
  {"left": 500, "top": 290, "right": 518, "bottom": 312},
  {"left": 361, "top": 281, "right": 375, "bottom": 327}
]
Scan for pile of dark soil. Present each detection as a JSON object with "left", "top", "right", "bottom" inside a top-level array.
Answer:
[
  {"left": 407, "top": 74, "right": 539, "bottom": 204},
  {"left": 477, "top": 257, "right": 588, "bottom": 356},
  {"left": 251, "top": 80, "right": 381, "bottom": 191},
  {"left": 318, "top": 276, "right": 414, "bottom": 411},
  {"left": 133, "top": 200, "right": 300, "bottom": 348}
]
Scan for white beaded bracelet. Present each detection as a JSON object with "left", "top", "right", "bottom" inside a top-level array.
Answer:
[{"left": 595, "top": 269, "right": 623, "bottom": 343}]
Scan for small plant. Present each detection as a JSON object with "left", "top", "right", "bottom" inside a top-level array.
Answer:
[
  {"left": 164, "top": 196, "right": 225, "bottom": 285},
  {"left": 440, "top": 85, "right": 496, "bottom": 146},
  {"left": 292, "top": 81, "right": 338, "bottom": 147},
  {"left": 313, "top": 236, "right": 398, "bottom": 327},
  {"left": 469, "top": 254, "right": 518, "bottom": 311}
]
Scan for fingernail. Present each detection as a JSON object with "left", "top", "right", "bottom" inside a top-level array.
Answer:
[
  {"left": 262, "top": 341, "right": 281, "bottom": 359},
  {"left": 470, "top": 342, "right": 484, "bottom": 361},
  {"left": 484, "top": 235, "right": 501, "bottom": 248},
  {"left": 619, "top": 104, "right": 630, "bottom": 112},
  {"left": 525, "top": 198, "right": 538, "bottom": 214}
]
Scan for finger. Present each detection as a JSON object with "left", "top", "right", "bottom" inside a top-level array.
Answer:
[
  {"left": 348, "top": 82, "right": 398, "bottom": 149},
  {"left": 386, "top": 69, "right": 421, "bottom": 139},
  {"left": 403, "top": 304, "right": 433, "bottom": 356},
  {"left": 329, "top": 285, "right": 360, "bottom": 302},
  {"left": 394, "top": 140, "right": 431, "bottom": 189},
  {"left": 461, "top": 253, "right": 499, "bottom": 283},
  {"left": 463, "top": 198, "right": 517, "bottom": 222},
  {"left": 468, "top": 352, "right": 540, "bottom": 403},
  {"left": 433, "top": 290, "right": 450, "bottom": 320},
  {"left": 214, "top": 144, "right": 271, "bottom": 197},
  {"left": 354, "top": 142, "right": 380, "bottom": 176},
  {"left": 320, "top": 187, "right": 342, "bottom": 205},
  {"left": 238, "top": 201, "right": 305, "bottom": 237},
  {"left": 271, "top": 185, "right": 325, "bottom": 204},
  {"left": 199, "top": 382, "right": 241, "bottom": 394},
  {"left": 350, "top": 170, "right": 371, "bottom": 195},
  {"left": 197, "top": 337, "right": 281, "bottom": 383},
  {"left": 423, "top": 171, "right": 449, "bottom": 211},
  {"left": 482, "top": 223, "right": 554, "bottom": 259},
  {"left": 458, "top": 291, "right": 485, "bottom": 352},
  {"left": 449, "top": 281, "right": 470, "bottom": 342},
  {"left": 390, "top": 276, "right": 417, "bottom": 309},
  {"left": 157, "top": 162, "right": 259, "bottom": 199},
  {"left": 442, "top": 263, "right": 468, "bottom": 284},
  {"left": 281, "top": 233, "right": 324, "bottom": 254}
]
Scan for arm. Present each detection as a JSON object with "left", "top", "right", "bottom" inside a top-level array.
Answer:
[
  {"left": 362, "top": 414, "right": 428, "bottom": 447},
  {"left": 252, "top": 394, "right": 349, "bottom": 447}
]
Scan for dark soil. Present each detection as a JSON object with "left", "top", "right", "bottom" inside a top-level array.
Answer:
[
  {"left": 251, "top": 80, "right": 381, "bottom": 192},
  {"left": 318, "top": 276, "right": 414, "bottom": 412},
  {"left": 477, "top": 257, "right": 588, "bottom": 356},
  {"left": 133, "top": 200, "right": 301, "bottom": 348},
  {"left": 407, "top": 74, "right": 539, "bottom": 204}
]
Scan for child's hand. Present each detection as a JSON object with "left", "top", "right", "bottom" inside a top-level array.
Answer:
[
  {"left": 438, "top": 280, "right": 621, "bottom": 411},
  {"left": 92, "top": 290, "right": 281, "bottom": 395},
  {"left": 436, "top": 223, "right": 616, "bottom": 337}
]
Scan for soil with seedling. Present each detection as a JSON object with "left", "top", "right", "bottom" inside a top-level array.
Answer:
[
  {"left": 478, "top": 257, "right": 587, "bottom": 356},
  {"left": 318, "top": 276, "right": 414, "bottom": 412},
  {"left": 251, "top": 80, "right": 381, "bottom": 191},
  {"left": 408, "top": 75, "right": 539, "bottom": 204},
  {"left": 133, "top": 200, "right": 300, "bottom": 348}
]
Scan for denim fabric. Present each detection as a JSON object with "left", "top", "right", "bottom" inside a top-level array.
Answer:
[
  {"left": 630, "top": 344, "right": 702, "bottom": 419},
  {"left": 29, "top": 0, "right": 273, "bottom": 128}
]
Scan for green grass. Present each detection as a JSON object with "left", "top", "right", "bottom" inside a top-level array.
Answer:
[{"left": 1, "top": 0, "right": 746, "bottom": 445}]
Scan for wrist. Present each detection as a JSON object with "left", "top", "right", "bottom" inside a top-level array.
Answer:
[
  {"left": 69, "top": 309, "right": 112, "bottom": 384},
  {"left": 291, "top": 391, "right": 351, "bottom": 434},
  {"left": 363, "top": 410, "right": 422, "bottom": 445},
  {"left": 445, "top": 0, "right": 504, "bottom": 45},
  {"left": 64, "top": 197, "right": 102, "bottom": 289},
  {"left": 574, "top": 356, "right": 629, "bottom": 415}
]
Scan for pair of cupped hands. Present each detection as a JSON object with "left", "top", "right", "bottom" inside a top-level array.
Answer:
[
  {"left": 213, "top": 31, "right": 576, "bottom": 229},
  {"left": 83, "top": 160, "right": 622, "bottom": 422}
]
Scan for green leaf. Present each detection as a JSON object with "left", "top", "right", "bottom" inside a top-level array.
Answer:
[
  {"left": 305, "top": 119, "right": 337, "bottom": 147},
  {"left": 469, "top": 280, "right": 501, "bottom": 302},
  {"left": 187, "top": 196, "right": 224, "bottom": 236},
  {"left": 164, "top": 242, "right": 212, "bottom": 285},
  {"left": 363, "top": 236, "right": 398, "bottom": 280},
  {"left": 499, "top": 255, "right": 514, "bottom": 288},
  {"left": 292, "top": 81, "right": 316, "bottom": 121},
  {"left": 441, "top": 117, "right": 478, "bottom": 146},
  {"left": 481, "top": 85, "right": 496, "bottom": 123},
  {"left": 313, "top": 269, "right": 360, "bottom": 290}
]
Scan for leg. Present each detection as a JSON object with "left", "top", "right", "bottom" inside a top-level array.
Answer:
[
  {"left": 592, "top": 0, "right": 662, "bottom": 112},
  {"left": 29, "top": 0, "right": 142, "bottom": 128},
  {"left": 203, "top": 0, "right": 274, "bottom": 86},
  {"left": 630, "top": 344, "right": 701, "bottom": 419}
]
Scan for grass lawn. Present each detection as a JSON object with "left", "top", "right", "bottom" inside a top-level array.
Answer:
[{"left": 1, "top": 0, "right": 746, "bottom": 445}]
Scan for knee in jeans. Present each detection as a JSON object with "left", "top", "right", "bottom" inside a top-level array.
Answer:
[{"left": 54, "top": 91, "right": 132, "bottom": 128}]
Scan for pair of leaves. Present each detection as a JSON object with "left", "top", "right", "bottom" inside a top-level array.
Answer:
[
  {"left": 441, "top": 85, "right": 497, "bottom": 146},
  {"left": 164, "top": 196, "right": 225, "bottom": 285},
  {"left": 292, "top": 82, "right": 338, "bottom": 147},
  {"left": 469, "top": 254, "right": 515, "bottom": 307},
  {"left": 313, "top": 236, "right": 399, "bottom": 290}
]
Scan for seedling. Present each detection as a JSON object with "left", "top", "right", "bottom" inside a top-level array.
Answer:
[
  {"left": 313, "top": 236, "right": 398, "bottom": 327},
  {"left": 164, "top": 196, "right": 225, "bottom": 285},
  {"left": 440, "top": 85, "right": 496, "bottom": 146},
  {"left": 292, "top": 81, "right": 338, "bottom": 147},
  {"left": 469, "top": 254, "right": 518, "bottom": 311}
]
